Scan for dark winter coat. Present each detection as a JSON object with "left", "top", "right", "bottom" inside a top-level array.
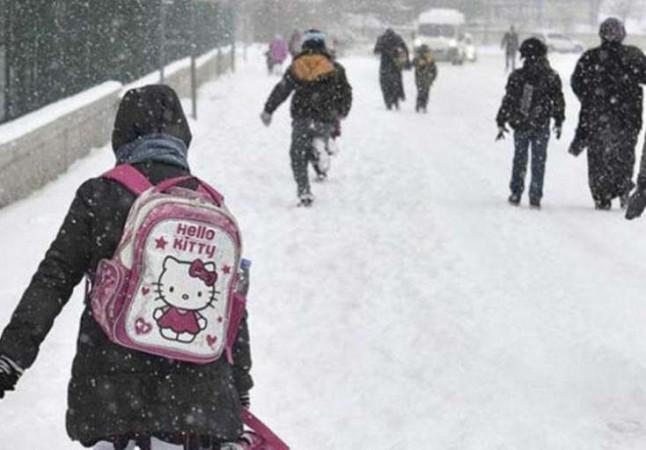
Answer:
[
  {"left": 496, "top": 57, "right": 565, "bottom": 131},
  {"left": 263, "top": 49, "right": 353, "bottom": 123},
  {"left": 571, "top": 42, "right": 646, "bottom": 143},
  {"left": 0, "top": 86, "right": 252, "bottom": 447},
  {"left": 374, "top": 30, "right": 409, "bottom": 75},
  {"left": 374, "top": 30, "right": 409, "bottom": 105},
  {"left": 413, "top": 51, "right": 438, "bottom": 90}
]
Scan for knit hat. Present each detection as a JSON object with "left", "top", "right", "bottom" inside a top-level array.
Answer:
[{"left": 301, "top": 29, "right": 326, "bottom": 51}]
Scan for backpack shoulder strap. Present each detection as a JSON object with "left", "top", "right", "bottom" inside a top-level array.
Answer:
[{"left": 103, "top": 164, "right": 153, "bottom": 195}]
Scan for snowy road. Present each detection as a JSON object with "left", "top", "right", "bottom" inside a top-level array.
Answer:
[{"left": 2, "top": 49, "right": 646, "bottom": 449}]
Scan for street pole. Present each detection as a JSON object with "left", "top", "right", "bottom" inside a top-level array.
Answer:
[
  {"left": 231, "top": 3, "right": 236, "bottom": 73},
  {"left": 190, "top": 0, "right": 197, "bottom": 119},
  {"left": 160, "top": 0, "right": 173, "bottom": 83}
]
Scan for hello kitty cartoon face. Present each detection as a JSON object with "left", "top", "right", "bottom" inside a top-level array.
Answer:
[{"left": 155, "top": 256, "right": 219, "bottom": 311}]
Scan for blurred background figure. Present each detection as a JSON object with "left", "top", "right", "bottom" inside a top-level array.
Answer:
[
  {"left": 374, "top": 28, "right": 410, "bottom": 110},
  {"left": 501, "top": 25, "right": 519, "bottom": 72},
  {"left": 412, "top": 44, "right": 438, "bottom": 113},
  {"left": 288, "top": 29, "right": 303, "bottom": 59},
  {"left": 265, "top": 35, "right": 289, "bottom": 75}
]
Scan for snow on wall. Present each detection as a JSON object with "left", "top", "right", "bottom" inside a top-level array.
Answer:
[
  {"left": 0, "top": 82, "right": 121, "bottom": 207},
  {"left": 0, "top": 48, "right": 233, "bottom": 208}
]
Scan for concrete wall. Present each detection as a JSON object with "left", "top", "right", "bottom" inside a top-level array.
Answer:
[
  {"left": 0, "top": 82, "right": 121, "bottom": 208},
  {"left": 0, "top": 49, "right": 233, "bottom": 208}
]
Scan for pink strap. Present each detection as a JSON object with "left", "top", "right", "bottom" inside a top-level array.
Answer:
[
  {"left": 225, "top": 293, "right": 247, "bottom": 364},
  {"left": 242, "top": 409, "right": 290, "bottom": 450},
  {"left": 154, "top": 175, "right": 224, "bottom": 206},
  {"left": 102, "top": 164, "right": 153, "bottom": 195}
]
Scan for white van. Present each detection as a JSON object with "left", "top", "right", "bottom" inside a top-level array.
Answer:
[{"left": 414, "top": 8, "right": 467, "bottom": 65}]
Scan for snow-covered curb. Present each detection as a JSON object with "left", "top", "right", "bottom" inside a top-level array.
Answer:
[{"left": 0, "top": 48, "right": 233, "bottom": 208}]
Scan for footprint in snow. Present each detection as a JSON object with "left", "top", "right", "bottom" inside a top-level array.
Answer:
[{"left": 608, "top": 419, "right": 644, "bottom": 435}]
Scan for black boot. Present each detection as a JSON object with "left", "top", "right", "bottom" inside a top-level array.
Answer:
[
  {"left": 508, "top": 193, "right": 521, "bottom": 206},
  {"left": 594, "top": 199, "right": 611, "bottom": 210}
]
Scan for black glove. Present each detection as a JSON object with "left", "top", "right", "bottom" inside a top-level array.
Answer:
[
  {"left": 239, "top": 391, "right": 250, "bottom": 409},
  {"left": 0, "top": 355, "right": 22, "bottom": 399},
  {"left": 568, "top": 136, "right": 585, "bottom": 156},
  {"left": 626, "top": 190, "right": 646, "bottom": 220},
  {"left": 496, "top": 125, "right": 509, "bottom": 141}
]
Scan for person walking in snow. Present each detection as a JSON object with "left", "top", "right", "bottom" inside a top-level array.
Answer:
[
  {"left": 496, "top": 38, "right": 565, "bottom": 209},
  {"left": 570, "top": 17, "right": 646, "bottom": 210},
  {"left": 501, "top": 26, "right": 519, "bottom": 72},
  {"left": 412, "top": 44, "right": 438, "bottom": 113},
  {"left": 374, "top": 28, "right": 410, "bottom": 110},
  {"left": 260, "top": 29, "right": 353, "bottom": 207},
  {"left": 265, "top": 35, "right": 289, "bottom": 75},
  {"left": 288, "top": 29, "right": 303, "bottom": 58},
  {"left": 0, "top": 85, "right": 253, "bottom": 450}
]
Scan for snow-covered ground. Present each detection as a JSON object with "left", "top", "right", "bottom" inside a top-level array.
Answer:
[{"left": 2, "top": 48, "right": 646, "bottom": 449}]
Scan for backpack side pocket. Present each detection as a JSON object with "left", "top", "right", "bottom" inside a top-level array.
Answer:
[{"left": 91, "top": 259, "right": 129, "bottom": 339}]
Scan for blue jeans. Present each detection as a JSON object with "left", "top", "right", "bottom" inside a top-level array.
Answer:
[{"left": 510, "top": 127, "right": 550, "bottom": 201}]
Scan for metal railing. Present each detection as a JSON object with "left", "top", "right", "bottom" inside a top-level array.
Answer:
[{"left": 0, "top": 0, "right": 234, "bottom": 124}]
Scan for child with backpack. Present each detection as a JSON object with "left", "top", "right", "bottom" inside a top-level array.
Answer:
[
  {"left": 496, "top": 37, "right": 565, "bottom": 209},
  {"left": 412, "top": 44, "right": 438, "bottom": 113},
  {"left": 261, "top": 29, "right": 353, "bottom": 207},
  {"left": 0, "top": 85, "right": 269, "bottom": 450}
]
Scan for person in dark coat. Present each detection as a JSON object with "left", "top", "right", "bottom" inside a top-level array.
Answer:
[
  {"left": 570, "top": 17, "right": 646, "bottom": 210},
  {"left": 496, "top": 38, "right": 565, "bottom": 209},
  {"left": 261, "top": 29, "right": 353, "bottom": 207},
  {"left": 374, "top": 28, "right": 410, "bottom": 110},
  {"left": 288, "top": 29, "right": 303, "bottom": 59},
  {"left": 0, "top": 85, "right": 253, "bottom": 450},
  {"left": 501, "top": 26, "right": 519, "bottom": 72},
  {"left": 412, "top": 44, "right": 438, "bottom": 113}
]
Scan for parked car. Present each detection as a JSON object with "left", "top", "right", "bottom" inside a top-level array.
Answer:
[
  {"left": 414, "top": 8, "right": 467, "bottom": 65},
  {"left": 530, "top": 31, "right": 585, "bottom": 53}
]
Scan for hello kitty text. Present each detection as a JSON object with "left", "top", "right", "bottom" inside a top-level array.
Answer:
[{"left": 173, "top": 223, "right": 217, "bottom": 258}]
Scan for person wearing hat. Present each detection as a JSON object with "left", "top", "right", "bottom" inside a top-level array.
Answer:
[
  {"left": 496, "top": 37, "right": 565, "bottom": 209},
  {"left": 571, "top": 17, "right": 646, "bottom": 210},
  {"left": 412, "top": 44, "right": 438, "bottom": 113},
  {"left": 0, "top": 84, "right": 254, "bottom": 449},
  {"left": 261, "top": 29, "right": 353, "bottom": 207}
]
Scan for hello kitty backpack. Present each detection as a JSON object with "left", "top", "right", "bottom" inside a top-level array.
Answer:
[{"left": 89, "top": 164, "right": 246, "bottom": 364}]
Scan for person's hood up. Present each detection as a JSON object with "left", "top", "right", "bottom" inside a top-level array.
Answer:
[
  {"left": 599, "top": 17, "right": 626, "bottom": 44},
  {"left": 112, "top": 84, "right": 192, "bottom": 152}
]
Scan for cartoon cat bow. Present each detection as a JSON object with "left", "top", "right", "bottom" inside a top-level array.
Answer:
[{"left": 189, "top": 259, "right": 218, "bottom": 286}]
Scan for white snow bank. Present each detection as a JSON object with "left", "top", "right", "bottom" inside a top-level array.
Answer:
[{"left": 0, "top": 81, "right": 121, "bottom": 146}]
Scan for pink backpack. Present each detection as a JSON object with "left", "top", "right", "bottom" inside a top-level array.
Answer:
[{"left": 89, "top": 164, "right": 246, "bottom": 364}]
